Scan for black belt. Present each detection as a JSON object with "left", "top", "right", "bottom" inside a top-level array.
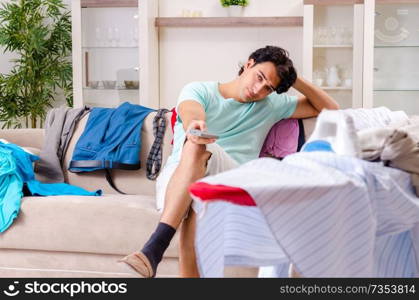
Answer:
[
  {"left": 69, "top": 160, "right": 141, "bottom": 170},
  {"left": 69, "top": 160, "right": 141, "bottom": 195}
]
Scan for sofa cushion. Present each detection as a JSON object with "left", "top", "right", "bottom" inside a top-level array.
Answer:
[
  {"left": 0, "top": 194, "right": 179, "bottom": 258},
  {"left": 62, "top": 111, "right": 174, "bottom": 196}
]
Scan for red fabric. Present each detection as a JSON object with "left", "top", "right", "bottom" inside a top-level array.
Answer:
[
  {"left": 170, "top": 107, "right": 176, "bottom": 145},
  {"left": 189, "top": 182, "right": 257, "bottom": 206}
]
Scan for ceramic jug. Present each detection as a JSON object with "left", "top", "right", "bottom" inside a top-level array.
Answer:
[{"left": 326, "top": 66, "right": 341, "bottom": 87}]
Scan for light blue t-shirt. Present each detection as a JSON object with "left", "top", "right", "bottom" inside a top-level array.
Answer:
[{"left": 167, "top": 81, "right": 297, "bottom": 165}]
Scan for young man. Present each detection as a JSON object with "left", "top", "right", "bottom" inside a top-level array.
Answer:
[{"left": 120, "top": 46, "right": 339, "bottom": 277}]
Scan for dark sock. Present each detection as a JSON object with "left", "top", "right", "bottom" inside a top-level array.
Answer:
[{"left": 141, "top": 222, "right": 176, "bottom": 276}]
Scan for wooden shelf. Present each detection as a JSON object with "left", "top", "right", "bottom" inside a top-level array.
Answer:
[
  {"left": 304, "top": 0, "right": 363, "bottom": 5},
  {"left": 155, "top": 17, "right": 303, "bottom": 27},
  {"left": 374, "top": 88, "right": 419, "bottom": 91},
  {"left": 314, "top": 44, "right": 353, "bottom": 48},
  {"left": 321, "top": 86, "right": 352, "bottom": 90},
  {"left": 376, "top": 0, "right": 419, "bottom": 4},
  {"left": 81, "top": 0, "right": 137, "bottom": 8}
]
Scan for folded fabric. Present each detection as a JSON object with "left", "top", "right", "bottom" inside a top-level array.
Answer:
[{"left": 358, "top": 116, "right": 419, "bottom": 196}]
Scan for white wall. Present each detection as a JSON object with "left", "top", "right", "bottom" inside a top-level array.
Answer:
[
  {"left": 0, "top": 0, "right": 16, "bottom": 74},
  {"left": 158, "top": 0, "right": 304, "bottom": 109},
  {"left": 0, "top": 50, "right": 17, "bottom": 75}
]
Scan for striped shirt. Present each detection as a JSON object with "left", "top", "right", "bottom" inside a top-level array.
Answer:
[{"left": 192, "top": 152, "right": 419, "bottom": 277}]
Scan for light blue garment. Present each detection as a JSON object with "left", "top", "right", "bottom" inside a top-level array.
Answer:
[
  {"left": 26, "top": 180, "right": 101, "bottom": 196},
  {"left": 0, "top": 147, "right": 25, "bottom": 233},
  {"left": 167, "top": 81, "right": 297, "bottom": 165},
  {"left": 0, "top": 142, "right": 101, "bottom": 233}
]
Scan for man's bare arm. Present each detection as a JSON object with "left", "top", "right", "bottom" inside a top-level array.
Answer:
[
  {"left": 290, "top": 77, "right": 340, "bottom": 119},
  {"left": 177, "top": 100, "right": 215, "bottom": 144}
]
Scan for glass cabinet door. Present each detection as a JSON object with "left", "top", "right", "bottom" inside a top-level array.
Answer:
[
  {"left": 78, "top": 1, "right": 139, "bottom": 108},
  {"left": 373, "top": 1, "right": 419, "bottom": 114},
  {"left": 304, "top": 1, "right": 364, "bottom": 109}
]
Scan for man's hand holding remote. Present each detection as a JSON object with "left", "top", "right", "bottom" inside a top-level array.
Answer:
[{"left": 186, "top": 120, "right": 217, "bottom": 144}]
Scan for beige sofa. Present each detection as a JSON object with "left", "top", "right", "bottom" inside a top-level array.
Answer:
[{"left": 0, "top": 111, "right": 316, "bottom": 277}]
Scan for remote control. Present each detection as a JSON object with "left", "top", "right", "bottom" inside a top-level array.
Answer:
[{"left": 188, "top": 129, "right": 219, "bottom": 139}]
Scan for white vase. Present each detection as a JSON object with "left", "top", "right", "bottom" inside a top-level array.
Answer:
[
  {"left": 227, "top": 5, "right": 244, "bottom": 17},
  {"left": 326, "top": 66, "right": 341, "bottom": 87}
]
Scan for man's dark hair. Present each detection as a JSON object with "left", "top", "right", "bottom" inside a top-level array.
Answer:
[{"left": 238, "top": 45, "right": 297, "bottom": 94}]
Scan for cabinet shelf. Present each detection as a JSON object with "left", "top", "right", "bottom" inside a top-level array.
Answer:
[
  {"left": 375, "top": 45, "right": 419, "bottom": 48},
  {"left": 321, "top": 86, "right": 352, "bottom": 90},
  {"left": 81, "top": 0, "right": 137, "bottom": 8},
  {"left": 314, "top": 44, "right": 353, "bottom": 48},
  {"left": 82, "top": 46, "right": 138, "bottom": 49},
  {"left": 304, "top": 0, "right": 363, "bottom": 4},
  {"left": 376, "top": 0, "right": 419, "bottom": 4},
  {"left": 374, "top": 89, "right": 419, "bottom": 91},
  {"left": 84, "top": 88, "right": 139, "bottom": 91},
  {"left": 155, "top": 17, "right": 303, "bottom": 27}
]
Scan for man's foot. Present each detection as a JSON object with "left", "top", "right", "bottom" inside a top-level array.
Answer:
[{"left": 119, "top": 251, "right": 155, "bottom": 278}]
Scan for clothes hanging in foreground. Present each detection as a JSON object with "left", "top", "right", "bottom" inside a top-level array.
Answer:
[{"left": 189, "top": 152, "right": 419, "bottom": 277}]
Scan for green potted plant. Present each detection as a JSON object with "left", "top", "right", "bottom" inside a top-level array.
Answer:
[
  {"left": 0, "top": 0, "right": 73, "bottom": 129},
  {"left": 220, "top": 0, "right": 249, "bottom": 17}
]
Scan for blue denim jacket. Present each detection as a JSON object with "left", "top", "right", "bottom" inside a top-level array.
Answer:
[{"left": 69, "top": 102, "right": 154, "bottom": 172}]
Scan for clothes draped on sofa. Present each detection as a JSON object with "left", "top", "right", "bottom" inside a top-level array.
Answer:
[
  {"left": 36, "top": 105, "right": 90, "bottom": 183},
  {"left": 146, "top": 108, "right": 170, "bottom": 180},
  {"left": 69, "top": 102, "right": 154, "bottom": 172},
  {"left": 68, "top": 102, "right": 175, "bottom": 193},
  {"left": 0, "top": 141, "right": 101, "bottom": 233}
]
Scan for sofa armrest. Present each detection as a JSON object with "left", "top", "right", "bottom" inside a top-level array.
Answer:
[{"left": 0, "top": 129, "right": 45, "bottom": 149}]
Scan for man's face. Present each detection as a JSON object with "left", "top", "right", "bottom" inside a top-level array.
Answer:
[{"left": 238, "top": 60, "right": 280, "bottom": 103}]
